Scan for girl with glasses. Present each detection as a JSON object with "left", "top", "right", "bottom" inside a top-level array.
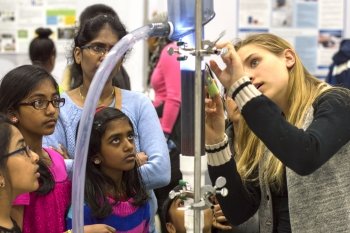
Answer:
[
  {"left": 0, "top": 114, "right": 40, "bottom": 233},
  {"left": 0, "top": 65, "right": 71, "bottom": 233},
  {"left": 44, "top": 14, "right": 170, "bottom": 233}
]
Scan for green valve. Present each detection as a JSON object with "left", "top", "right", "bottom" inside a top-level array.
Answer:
[
  {"left": 205, "top": 63, "right": 219, "bottom": 97},
  {"left": 178, "top": 180, "right": 187, "bottom": 186}
]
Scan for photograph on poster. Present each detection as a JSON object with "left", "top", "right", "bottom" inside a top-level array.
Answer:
[
  {"left": 271, "top": 0, "right": 293, "bottom": 27},
  {"left": 58, "top": 27, "right": 74, "bottom": 39},
  {"left": 318, "top": 30, "right": 342, "bottom": 49},
  {"left": 18, "top": 0, "right": 44, "bottom": 5},
  {"left": 0, "top": 33, "right": 16, "bottom": 52},
  {"left": 0, "top": 10, "right": 15, "bottom": 22}
]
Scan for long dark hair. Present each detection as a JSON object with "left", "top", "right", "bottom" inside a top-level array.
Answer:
[
  {"left": 70, "top": 14, "right": 128, "bottom": 89},
  {"left": 85, "top": 107, "right": 148, "bottom": 218},
  {"left": 79, "top": 4, "right": 120, "bottom": 25},
  {"left": 0, "top": 114, "right": 13, "bottom": 185},
  {"left": 147, "top": 13, "right": 172, "bottom": 85},
  {"left": 0, "top": 65, "right": 57, "bottom": 194}
]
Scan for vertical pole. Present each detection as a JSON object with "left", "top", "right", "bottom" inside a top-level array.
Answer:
[
  {"left": 194, "top": 0, "right": 203, "bottom": 232},
  {"left": 143, "top": 0, "right": 150, "bottom": 91}
]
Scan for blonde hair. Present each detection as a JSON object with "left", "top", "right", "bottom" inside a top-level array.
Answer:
[{"left": 234, "top": 33, "right": 329, "bottom": 190}]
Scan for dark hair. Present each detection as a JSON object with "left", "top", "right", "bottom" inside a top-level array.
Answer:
[
  {"left": 79, "top": 4, "right": 119, "bottom": 25},
  {"left": 147, "top": 13, "right": 172, "bottom": 86},
  {"left": 70, "top": 14, "right": 128, "bottom": 89},
  {"left": 161, "top": 184, "right": 184, "bottom": 225},
  {"left": 0, "top": 65, "right": 57, "bottom": 194},
  {"left": 29, "top": 28, "right": 56, "bottom": 68},
  {"left": 85, "top": 107, "right": 148, "bottom": 218},
  {"left": 0, "top": 114, "right": 13, "bottom": 182}
]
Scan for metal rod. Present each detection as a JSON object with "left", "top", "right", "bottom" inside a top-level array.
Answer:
[{"left": 194, "top": 0, "right": 203, "bottom": 232}]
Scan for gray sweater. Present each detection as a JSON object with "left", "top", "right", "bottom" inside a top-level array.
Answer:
[{"left": 258, "top": 106, "right": 350, "bottom": 232}]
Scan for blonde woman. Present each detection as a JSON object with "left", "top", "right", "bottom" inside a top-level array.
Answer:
[{"left": 205, "top": 33, "right": 350, "bottom": 232}]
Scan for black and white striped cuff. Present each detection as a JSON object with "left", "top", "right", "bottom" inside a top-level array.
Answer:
[
  {"left": 205, "top": 134, "right": 232, "bottom": 166},
  {"left": 227, "top": 76, "right": 261, "bottom": 110}
]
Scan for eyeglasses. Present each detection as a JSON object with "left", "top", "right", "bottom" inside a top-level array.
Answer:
[
  {"left": 81, "top": 44, "right": 112, "bottom": 56},
  {"left": 3, "top": 145, "right": 31, "bottom": 159},
  {"left": 18, "top": 98, "right": 65, "bottom": 110}
]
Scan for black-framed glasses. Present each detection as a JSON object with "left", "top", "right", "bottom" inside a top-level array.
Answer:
[
  {"left": 81, "top": 44, "right": 111, "bottom": 56},
  {"left": 3, "top": 145, "right": 31, "bottom": 159},
  {"left": 18, "top": 98, "right": 65, "bottom": 110}
]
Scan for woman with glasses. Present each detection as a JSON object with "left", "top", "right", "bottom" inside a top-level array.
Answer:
[
  {"left": 0, "top": 114, "right": 40, "bottom": 233},
  {"left": 0, "top": 65, "right": 72, "bottom": 233},
  {"left": 60, "top": 3, "right": 131, "bottom": 91},
  {"left": 43, "top": 14, "right": 170, "bottom": 233}
]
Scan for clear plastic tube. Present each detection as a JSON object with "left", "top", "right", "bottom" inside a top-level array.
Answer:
[{"left": 71, "top": 23, "right": 170, "bottom": 233}]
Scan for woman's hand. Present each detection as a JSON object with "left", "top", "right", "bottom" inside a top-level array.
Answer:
[
  {"left": 49, "top": 144, "right": 69, "bottom": 159},
  {"left": 205, "top": 94, "right": 226, "bottom": 145},
  {"left": 136, "top": 152, "right": 148, "bottom": 166},
  {"left": 212, "top": 203, "right": 233, "bottom": 231},
  {"left": 83, "top": 224, "right": 116, "bottom": 233},
  {"left": 209, "top": 42, "right": 246, "bottom": 90}
]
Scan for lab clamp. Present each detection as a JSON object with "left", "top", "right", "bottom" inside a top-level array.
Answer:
[
  {"left": 169, "top": 176, "right": 228, "bottom": 211},
  {"left": 167, "top": 31, "right": 226, "bottom": 61},
  {"left": 167, "top": 31, "right": 224, "bottom": 97}
]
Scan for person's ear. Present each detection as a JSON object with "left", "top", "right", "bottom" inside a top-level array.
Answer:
[
  {"left": 284, "top": 48, "right": 296, "bottom": 69},
  {"left": 0, "top": 174, "right": 5, "bottom": 188},
  {"left": 165, "top": 222, "right": 176, "bottom": 233},
  {"left": 74, "top": 47, "right": 82, "bottom": 65}
]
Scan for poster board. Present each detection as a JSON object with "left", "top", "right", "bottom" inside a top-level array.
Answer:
[
  {"left": 0, "top": 0, "right": 76, "bottom": 54},
  {"left": 237, "top": 0, "right": 346, "bottom": 78}
]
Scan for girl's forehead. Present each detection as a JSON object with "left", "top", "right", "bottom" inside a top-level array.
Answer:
[
  {"left": 27, "top": 79, "right": 56, "bottom": 95},
  {"left": 103, "top": 118, "right": 132, "bottom": 133}
]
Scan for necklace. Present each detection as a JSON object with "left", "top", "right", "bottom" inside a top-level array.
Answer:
[{"left": 79, "top": 86, "right": 115, "bottom": 105}]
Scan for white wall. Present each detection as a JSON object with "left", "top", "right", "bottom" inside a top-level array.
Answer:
[
  {"left": 1, "top": 0, "right": 349, "bottom": 91},
  {"left": 345, "top": 0, "right": 350, "bottom": 38}
]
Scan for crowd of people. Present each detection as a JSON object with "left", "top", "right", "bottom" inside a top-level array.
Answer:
[{"left": 0, "top": 3, "right": 349, "bottom": 233}]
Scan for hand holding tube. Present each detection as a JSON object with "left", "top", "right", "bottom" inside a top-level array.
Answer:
[
  {"left": 205, "top": 94, "right": 226, "bottom": 145},
  {"left": 209, "top": 42, "right": 246, "bottom": 90}
]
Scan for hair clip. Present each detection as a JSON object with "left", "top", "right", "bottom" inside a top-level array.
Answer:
[
  {"left": 95, "top": 106, "right": 106, "bottom": 114},
  {"left": 93, "top": 121, "right": 102, "bottom": 130}
]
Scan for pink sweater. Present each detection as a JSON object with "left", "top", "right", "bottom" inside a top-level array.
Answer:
[
  {"left": 13, "top": 148, "right": 71, "bottom": 233},
  {"left": 150, "top": 42, "right": 181, "bottom": 134}
]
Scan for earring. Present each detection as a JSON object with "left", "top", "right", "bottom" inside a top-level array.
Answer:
[
  {"left": 0, "top": 181, "right": 5, "bottom": 188},
  {"left": 11, "top": 116, "right": 18, "bottom": 123},
  {"left": 94, "top": 158, "right": 101, "bottom": 164}
]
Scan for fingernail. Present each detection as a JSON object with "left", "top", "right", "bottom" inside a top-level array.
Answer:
[{"left": 220, "top": 47, "right": 228, "bottom": 55}]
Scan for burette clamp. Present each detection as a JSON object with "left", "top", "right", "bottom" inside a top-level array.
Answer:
[{"left": 167, "top": 31, "right": 226, "bottom": 61}]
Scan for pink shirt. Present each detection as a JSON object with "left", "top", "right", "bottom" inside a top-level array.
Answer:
[
  {"left": 13, "top": 148, "right": 71, "bottom": 233},
  {"left": 150, "top": 42, "right": 181, "bottom": 134}
]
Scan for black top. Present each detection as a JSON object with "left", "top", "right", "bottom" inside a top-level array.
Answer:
[
  {"left": 112, "top": 65, "right": 131, "bottom": 90},
  {"left": 209, "top": 89, "right": 350, "bottom": 232},
  {"left": 0, "top": 219, "right": 21, "bottom": 233}
]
